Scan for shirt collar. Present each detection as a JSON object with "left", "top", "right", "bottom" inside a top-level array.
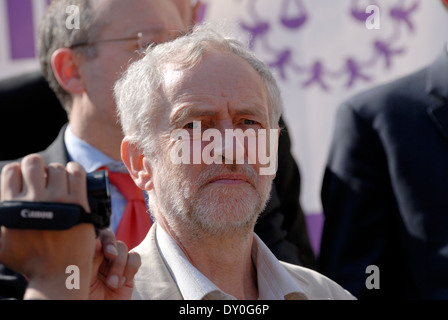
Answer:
[
  {"left": 64, "top": 125, "right": 126, "bottom": 173},
  {"left": 251, "top": 233, "right": 307, "bottom": 300},
  {"left": 155, "top": 225, "right": 307, "bottom": 300},
  {"left": 156, "top": 225, "right": 235, "bottom": 300}
]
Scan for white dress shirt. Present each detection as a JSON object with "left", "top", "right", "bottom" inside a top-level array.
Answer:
[{"left": 155, "top": 225, "right": 307, "bottom": 300}]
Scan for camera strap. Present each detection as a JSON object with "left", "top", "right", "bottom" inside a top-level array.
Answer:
[{"left": 0, "top": 201, "right": 103, "bottom": 230}]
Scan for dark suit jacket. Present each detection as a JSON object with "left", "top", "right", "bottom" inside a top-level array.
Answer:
[
  {"left": 0, "top": 71, "right": 68, "bottom": 160},
  {"left": 0, "top": 72, "right": 315, "bottom": 298},
  {"left": 319, "top": 49, "right": 448, "bottom": 299}
]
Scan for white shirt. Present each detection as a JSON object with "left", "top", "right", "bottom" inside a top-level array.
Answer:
[
  {"left": 64, "top": 125, "right": 127, "bottom": 232},
  {"left": 155, "top": 225, "right": 307, "bottom": 300}
]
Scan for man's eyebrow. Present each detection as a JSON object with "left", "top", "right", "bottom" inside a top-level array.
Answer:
[
  {"left": 169, "top": 107, "right": 217, "bottom": 127},
  {"left": 169, "top": 104, "right": 270, "bottom": 127},
  {"left": 233, "top": 106, "right": 271, "bottom": 126},
  {"left": 234, "top": 106, "right": 268, "bottom": 119}
]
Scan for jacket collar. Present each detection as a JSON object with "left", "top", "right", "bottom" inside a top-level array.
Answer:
[
  {"left": 39, "top": 123, "right": 70, "bottom": 165},
  {"left": 131, "top": 223, "right": 183, "bottom": 300}
]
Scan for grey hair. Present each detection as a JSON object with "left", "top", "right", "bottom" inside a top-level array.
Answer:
[
  {"left": 114, "top": 24, "right": 283, "bottom": 156},
  {"left": 38, "top": 0, "right": 105, "bottom": 114}
]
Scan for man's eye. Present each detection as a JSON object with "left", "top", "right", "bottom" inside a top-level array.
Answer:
[
  {"left": 185, "top": 121, "right": 200, "bottom": 130},
  {"left": 243, "top": 119, "right": 258, "bottom": 125}
]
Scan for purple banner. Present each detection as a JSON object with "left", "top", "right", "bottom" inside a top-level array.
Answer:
[{"left": 6, "top": 0, "right": 36, "bottom": 59}]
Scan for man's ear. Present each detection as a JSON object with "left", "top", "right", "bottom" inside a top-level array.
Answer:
[
  {"left": 121, "top": 139, "right": 153, "bottom": 191},
  {"left": 51, "top": 48, "right": 85, "bottom": 94}
]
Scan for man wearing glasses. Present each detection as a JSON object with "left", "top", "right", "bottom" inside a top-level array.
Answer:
[
  {"left": 37, "top": 0, "right": 189, "bottom": 248},
  {"left": 0, "top": 0, "right": 189, "bottom": 300}
]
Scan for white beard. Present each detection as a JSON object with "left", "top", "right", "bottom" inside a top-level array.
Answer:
[{"left": 153, "top": 162, "right": 273, "bottom": 239}]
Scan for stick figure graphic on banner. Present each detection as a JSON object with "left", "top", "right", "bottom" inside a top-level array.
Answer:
[
  {"left": 234, "top": 0, "right": 421, "bottom": 91},
  {"left": 390, "top": 1, "right": 419, "bottom": 32}
]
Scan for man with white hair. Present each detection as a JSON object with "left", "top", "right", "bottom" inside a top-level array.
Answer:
[{"left": 115, "top": 25, "right": 354, "bottom": 300}]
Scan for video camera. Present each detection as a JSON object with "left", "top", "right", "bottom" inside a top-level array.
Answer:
[{"left": 0, "top": 170, "right": 111, "bottom": 231}]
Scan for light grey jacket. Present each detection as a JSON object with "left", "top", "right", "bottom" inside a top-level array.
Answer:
[{"left": 131, "top": 224, "right": 355, "bottom": 300}]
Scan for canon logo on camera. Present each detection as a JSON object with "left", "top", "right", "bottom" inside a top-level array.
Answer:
[{"left": 20, "top": 208, "right": 54, "bottom": 220}]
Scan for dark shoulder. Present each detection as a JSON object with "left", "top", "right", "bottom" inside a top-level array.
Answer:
[
  {"left": 0, "top": 71, "right": 49, "bottom": 96},
  {"left": 0, "top": 124, "right": 69, "bottom": 171},
  {"left": 338, "top": 66, "right": 429, "bottom": 122}
]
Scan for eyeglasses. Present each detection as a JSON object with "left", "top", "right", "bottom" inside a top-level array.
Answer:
[{"left": 69, "top": 32, "right": 152, "bottom": 53}]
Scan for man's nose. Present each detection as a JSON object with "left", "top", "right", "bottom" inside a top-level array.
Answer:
[{"left": 215, "top": 126, "right": 246, "bottom": 165}]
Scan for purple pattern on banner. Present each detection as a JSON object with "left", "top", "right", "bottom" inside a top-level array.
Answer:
[
  {"left": 235, "top": 0, "right": 421, "bottom": 92},
  {"left": 280, "top": 0, "right": 308, "bottom": 29},
  {"left": 390, "top": 1, "right": 419, "bottom": 32},
  {"left": 305, "top": 213, "right": 324, "bottom": 256},
  {"left": 7, "top": 0, "right": 36, "bottom": 59}
]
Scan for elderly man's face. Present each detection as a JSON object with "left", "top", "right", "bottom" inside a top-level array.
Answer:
[{"left": 149, "top": 49, "right": 276, "bottom": 236}]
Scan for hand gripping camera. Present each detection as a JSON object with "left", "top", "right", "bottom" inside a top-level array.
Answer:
[{"left": 0, "top": 170, "right": 111, "bottom": 231}]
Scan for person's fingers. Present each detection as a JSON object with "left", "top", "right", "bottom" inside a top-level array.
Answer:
[
  {"left": 91, "top": 228, "right": 119, "bottom": 289},
  {"left": 46, "top": 162, "right": 68, "bottom": 201},
  {"left": 104, "top": 241, "right": 129, "bottom": 289},
  {"left": 98, "top": 228, "right": 118, "bottom": 259},
  {"left": 1, "top": 163, "right": 22, "bottom": 200},
  {"left": 20, "top": 154, "right": 46, "bottom": 200},
  {"left": 65, "top": 161, "right": 90, "bottom": 212},
  {"left": 122, "top": 251, "right": 141, "bottom": 288},
  {"left": 1, "top": 157, "right": 87, "bottom": 204}
]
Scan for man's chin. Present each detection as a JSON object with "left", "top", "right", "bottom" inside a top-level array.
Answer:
[{"left": 192, "top": 191, "right": 259, "bottom": 226}]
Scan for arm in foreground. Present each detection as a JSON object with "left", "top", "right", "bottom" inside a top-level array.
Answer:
[{"left": 0, "top": 154, "right": 140, "bottom": 299}]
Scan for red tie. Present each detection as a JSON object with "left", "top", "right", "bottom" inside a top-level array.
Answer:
[{"left": 105, "top": 169, "right": 152, "bottom": 249}]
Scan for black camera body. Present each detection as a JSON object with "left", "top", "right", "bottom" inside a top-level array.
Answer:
[
  {"left": 0, "top": 170, "right": 112, "bottom": 231},
  {"left": 86, "top": 170, "right": 112, "bottom": 228}
]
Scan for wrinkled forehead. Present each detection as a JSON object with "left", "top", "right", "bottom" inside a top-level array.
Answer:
[{"left": 161, "top": 49, "right": 269, "bottom": 113}]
